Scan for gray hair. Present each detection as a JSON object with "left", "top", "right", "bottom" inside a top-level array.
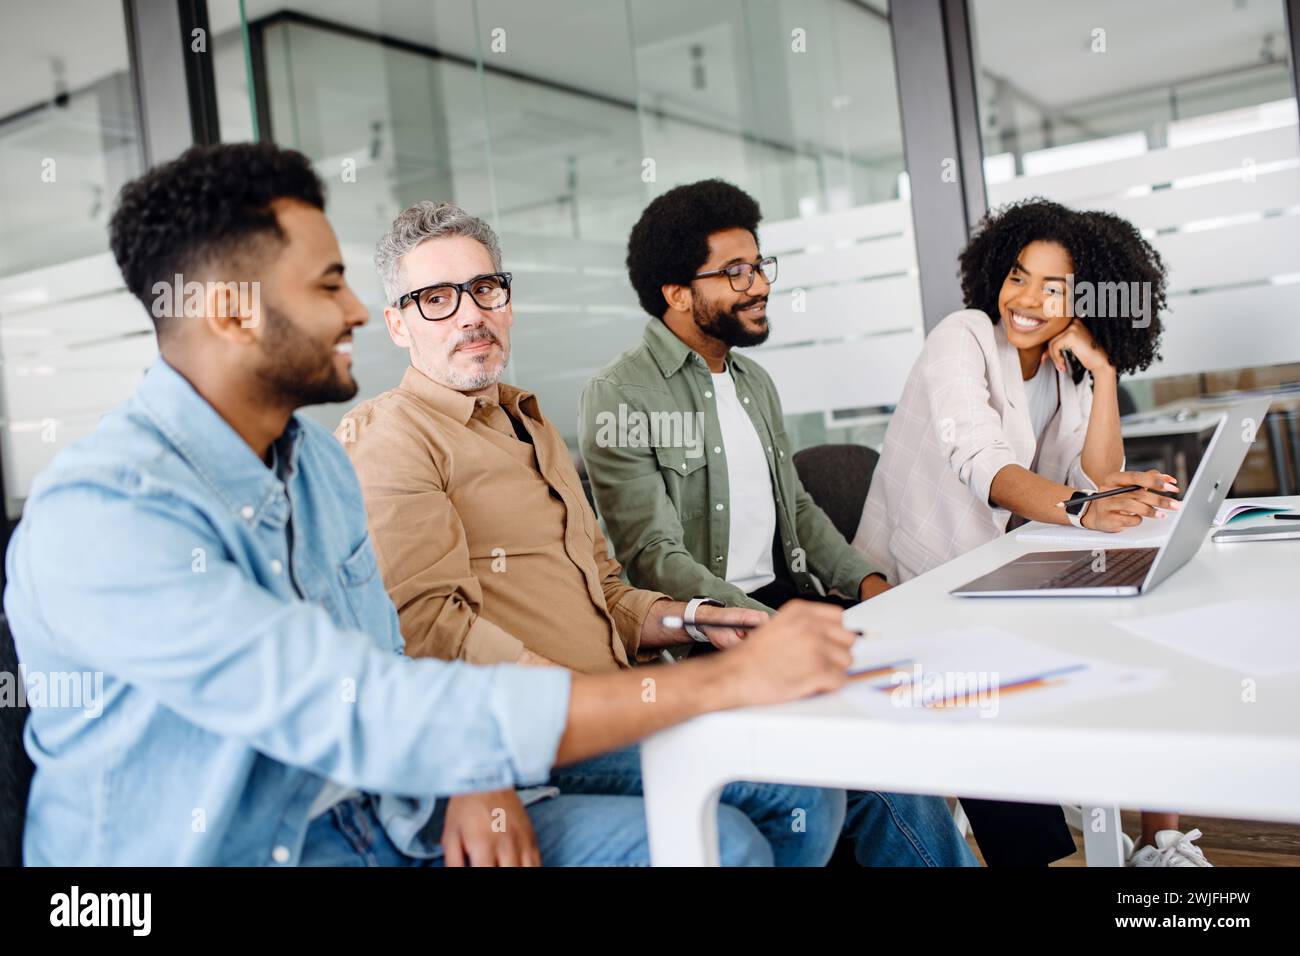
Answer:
[{"left": 374, "top": 200, "right": 503, "bottom": 304}]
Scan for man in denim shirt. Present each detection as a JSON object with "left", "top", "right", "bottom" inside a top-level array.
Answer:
[{"left": 3, "top": 144, "right": 855, "bottom": 866}]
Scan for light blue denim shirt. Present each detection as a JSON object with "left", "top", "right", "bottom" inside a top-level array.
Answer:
[{"left": 4, "top": 358, "right": 571, "bottom": 866}]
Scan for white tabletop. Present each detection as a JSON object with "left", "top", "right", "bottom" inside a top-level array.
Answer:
[
  {"left": 839, "top": 496, "right": 1300, "bottom": 742},
  {"left": 639, "top": 497, "right": 1300, "bottom": 864}
]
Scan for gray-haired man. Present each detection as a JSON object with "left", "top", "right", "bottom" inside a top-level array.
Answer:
[{"left": 337, "top": 200, "right": 847, "bottom": 866}]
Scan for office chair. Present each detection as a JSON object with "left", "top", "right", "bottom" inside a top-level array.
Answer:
[
  {"left": 791, "top": 444, "right": 880, "bottom": 542},
  {"left": 0, "top": 615, "right": 33, "bottom": 866},
  {"left": 1117, "top": 382, "right": 1138, "bottom": 417}
]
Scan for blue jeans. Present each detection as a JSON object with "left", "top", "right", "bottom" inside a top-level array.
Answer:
[
  {"left": 553, "top": 745, "right": 974, "bottom": 867},
  {"left": 844, "top": 791, "right": 979, "bottom": 866},
  {"left": 300, "top": 791, "right": 783, "bottom": 867},
  {"left": 547, "top": 745, "right": 846, "bottom": 867}
]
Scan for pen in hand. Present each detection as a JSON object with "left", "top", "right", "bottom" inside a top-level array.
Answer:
[
  {"left": 1052, "top": 484, "right": 1143, "bottom": 509},
  {"left": 661, "top": 615, "right": 870, "bottom": 634},
  {"left": 661, "top": 615, "right": 758, "bottom": 631}
]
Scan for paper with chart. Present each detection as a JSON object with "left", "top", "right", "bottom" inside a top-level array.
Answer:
[
  {"left": 1113, "top": 599, "right": 1300, "bottom": 676},
  {"left": 838, "top": 626, "right": 1163, "bottom": 720}
]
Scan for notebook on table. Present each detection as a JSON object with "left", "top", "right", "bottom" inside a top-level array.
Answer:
[{"left": 1013, "top": 498, "right": 1287, "bottom": 547}]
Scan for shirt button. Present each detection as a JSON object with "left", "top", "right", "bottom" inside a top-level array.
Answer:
[
  {"left": 767, "top": 446, "right": 773, "bottom": 453},
  {"left": 240, "top": 505, "right": 255, "bottom": 520},
  {"left": 742, "top": 396, "right": 750, "bottom": 404},
  {"left": 713, "top": 446, "right": 721, "bottom": 454},
  {"left": 680, "top": 462, "right": 687, "bottom": 471},
  {"left": 704, "top": 391, "right": 713, "bottom": 399},
  {"left": 715, "top": 503, "right": 724, "bottom": 511},
  {"left": 715, "top": 556, "right": 723, "bottom": 563},
  {"left": 271, "top": 845, "right": 291, "bottom": 864},
  {"left": 270, "top": 559, "right": 283, "bottom": 575}
]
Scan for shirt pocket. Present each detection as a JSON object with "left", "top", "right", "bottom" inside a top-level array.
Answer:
[
  {"left": 337, "top": 537, "right": 397, "bottom": 647},
  {"left": 653, "top": 444, "right": 708, "bottom": 520}
]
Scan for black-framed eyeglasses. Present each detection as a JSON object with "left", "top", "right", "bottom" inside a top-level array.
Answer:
[
  {"left": 394, "top": 272, "right": 513, "bottom": 321},
  {"left": 692, "top": 256, "right": 778, "bottom": 292}
]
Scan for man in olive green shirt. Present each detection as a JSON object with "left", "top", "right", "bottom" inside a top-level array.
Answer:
[
  {"left": 579, "top": 180, "right": 890, "bottom": 615},
  {"left": 579, "top": 180, "right": 979, "bottom": 869}
]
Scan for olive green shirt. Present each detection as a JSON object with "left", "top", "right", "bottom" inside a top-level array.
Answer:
[{"left": 578, "top": 318, "right": 884, "bottom": 612}]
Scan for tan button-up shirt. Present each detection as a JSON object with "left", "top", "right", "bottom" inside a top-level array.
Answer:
[{"left": 336, "top": 365, "right": 667, "bottom": 673}]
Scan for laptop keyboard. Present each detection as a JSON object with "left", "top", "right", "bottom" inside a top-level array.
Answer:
[{"left": 1047, "top": 548, "right": 1157, "bottom": 589}]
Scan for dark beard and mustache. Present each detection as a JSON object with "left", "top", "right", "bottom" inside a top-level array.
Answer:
[
  {"left": 691, "top": 287, "right": 770, "bottom": 348},
  {"left": 254, "top": 302, "right": 359, "bottom": 407}
]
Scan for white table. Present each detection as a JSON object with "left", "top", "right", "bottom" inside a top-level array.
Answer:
[{"left": 640, "top": 497, "right": 1300, "bottom": 866}]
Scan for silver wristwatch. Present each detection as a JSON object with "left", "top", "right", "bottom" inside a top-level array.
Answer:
[
  {"left": 682, "top": 596, "right": 724, "bottom": 642},
  {"left": 1063, "top": 490, "right": 1093, "bottom": 529}
]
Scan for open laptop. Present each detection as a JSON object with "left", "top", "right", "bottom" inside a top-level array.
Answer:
[{"left": 951, "top": 396, "right": 1271, "bottom": 598}]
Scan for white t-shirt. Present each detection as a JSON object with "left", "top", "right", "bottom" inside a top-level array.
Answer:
[
  {"left": 711, "top": 366, "right": 777, "bottom": 592},
  {"left": 1024, "top": 360, "right": 1060, "bottom": 451}
]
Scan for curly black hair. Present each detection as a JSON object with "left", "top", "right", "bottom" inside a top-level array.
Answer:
[
  {"left": 109, "top": 142, "right": 325, "bottom": 338},
  {"left": 627, "top": 179, "right": 761, "bottom": 319},
  {"left": 958, "top": 198, "right": 1165, "bottom": 379}
]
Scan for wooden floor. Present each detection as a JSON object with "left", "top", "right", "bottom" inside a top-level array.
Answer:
[{"left": 961, "top": 808, "right": 1300, "bottom": 866}]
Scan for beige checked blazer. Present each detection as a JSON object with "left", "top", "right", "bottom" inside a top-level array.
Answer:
[{"left": 853, "top": 309, "right": 1098, "bottom": 583}]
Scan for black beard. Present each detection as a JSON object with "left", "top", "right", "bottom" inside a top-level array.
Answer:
[
  {"left": 255, "top": 303, "right": 358, "bottom": 407},
  {"left": 691, "top": 288, "right": 770, "bottom": 348}
]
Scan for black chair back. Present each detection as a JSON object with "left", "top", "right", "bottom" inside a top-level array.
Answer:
[
  {"left": 792, "top": 444, "right": 880, "bottom": 544},
  {"left": 0, "top": 616, "right": 33, "bottom": 866},
  {"left": 1117, "top": 382, "right": 1138, "bottom": 417}
]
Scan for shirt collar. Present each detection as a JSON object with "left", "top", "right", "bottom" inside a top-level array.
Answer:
[
  {"left": 398, "top": 364, "right": 542, "bottom": 426},
  {"left": 642, "top": 318, "right": 695, "bottom": 377},
  {"left": 727, "top": 351, "right": 752, "bottom": 376},
  {"left": 642, "top": 317, "right": 747, "bottom": 378},
  {"left": 134, "top": 357, "right": 303, "bottom": 520}
]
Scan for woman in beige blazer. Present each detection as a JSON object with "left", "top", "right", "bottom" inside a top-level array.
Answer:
[
  {"left": 854, "top": 200, "right": 1210, "bottom": 867},
  {"left": 856, "top": 201, "right": 1175, "bottom": 582}
]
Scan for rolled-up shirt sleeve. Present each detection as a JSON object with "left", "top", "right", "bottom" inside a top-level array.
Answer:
[
  {"left": 15, "top": 482, "right": 570, "bottom": 798},
  {"left": 921, "top": 321, "right": 1020, "bottom": 509},
  {"left": 1066, "top": 453, "right": 1101, "bottom": 492},
  {"left": 590, "top": 518, "right": 668, "bottom": 659}
]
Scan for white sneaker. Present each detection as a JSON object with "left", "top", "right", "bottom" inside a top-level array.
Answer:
[{"left": 1127, "top": 829, "right": 1213, "bottom": 867}]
